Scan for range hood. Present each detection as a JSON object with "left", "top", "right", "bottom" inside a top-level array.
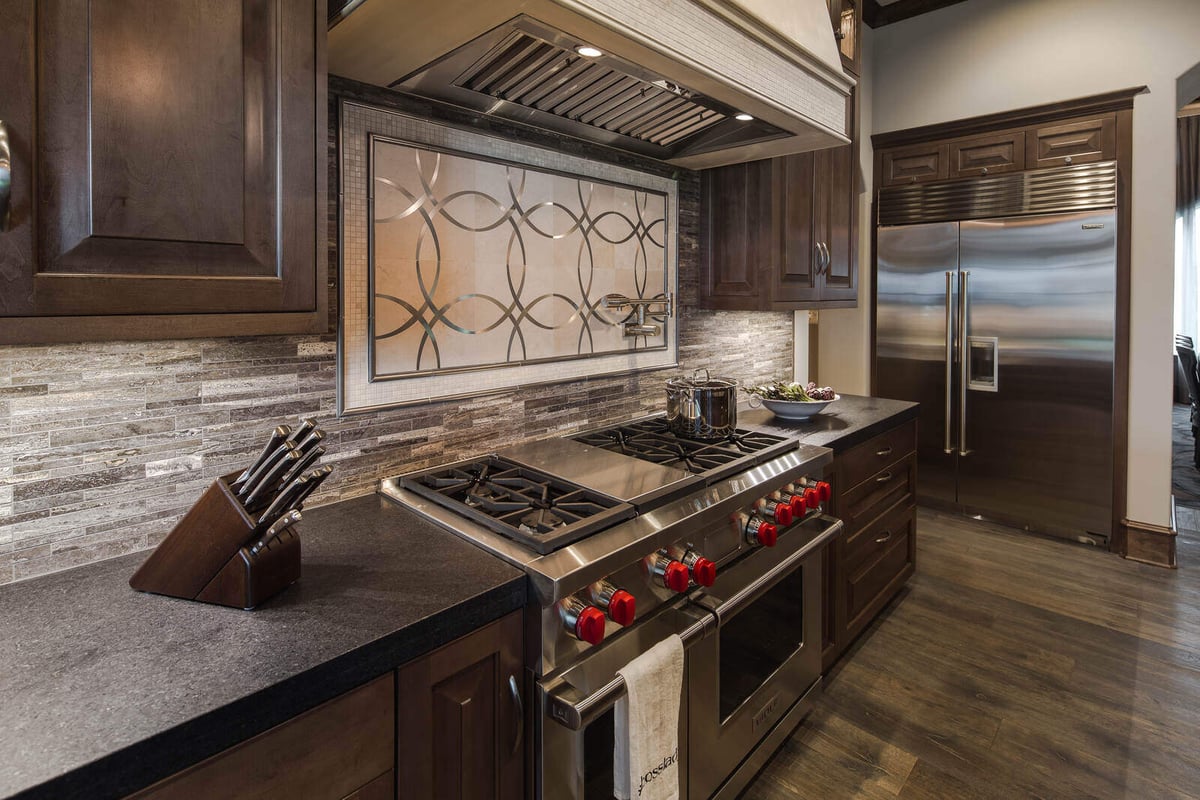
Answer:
[{"left": 329, "top": 0, "right": 855, "bottom": 169}]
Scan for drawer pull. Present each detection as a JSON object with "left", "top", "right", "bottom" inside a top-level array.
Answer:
[
  {"left": 875, "top": 446, "right": 893, "bottom": 458},
  {"left": 875, "top": 471, "right": 894, "bottom": 483},
  {"left": 874, "top": 530, "right": 893, "bottom": 545}
]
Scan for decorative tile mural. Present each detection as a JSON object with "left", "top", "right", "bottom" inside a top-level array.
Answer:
[
  {"left": 339, "top": 100, "right": 679, "bottom": 414},
  {"left": 371, "top": 140, "right": 669, "bottom": 377}
]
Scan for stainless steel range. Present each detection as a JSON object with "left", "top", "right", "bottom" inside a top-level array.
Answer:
[{"left": 380, "top": 416, "right": 843, "bottom": 799}]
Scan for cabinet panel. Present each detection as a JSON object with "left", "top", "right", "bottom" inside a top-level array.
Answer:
[
  {"left": 128, "top": 675, "right": 395, "bottom": 800},
  {"left": 775, "top": 153, "right": 819, "bottom": 305},
  {"left": 881, "top": 143, "right": 948, "bottom": 187},
  {"left": 345, "top": 772, "right": 395, "bottom": 800},
  {"left": 818, "top": 143, "right": 857, "bottom": 302},
  {"left": 0, "top": 0, "right": 326, "bottom": 341},
  {"left": 1027, "top": 116, "right": 1116, "bottom": 169},
  {"left": 839, "top": 420, "right": 917, "bottom": 489},
  {"left": 397, "top": 611, "right": 524, "bottom": 800},
  {"left": 700, "top": 160, "right": 775, "bottom": 310},
  {"left": 949, "top": 131, "right": 1025, "bottom": 178},
  {"left": 846, "top": 514, "right": 915, "bottom": 632},
  {"left": 828, "top": 0, "right": 860, "bottom": 76}
]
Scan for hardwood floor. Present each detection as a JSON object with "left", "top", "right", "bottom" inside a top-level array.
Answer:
[{"left": 742, "top": 506, "right": 1200, "bottom": 799}]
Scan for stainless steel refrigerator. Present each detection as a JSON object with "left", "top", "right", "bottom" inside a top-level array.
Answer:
[{"left": 874, "top": 162, "right": 1117, "bottom": 544}]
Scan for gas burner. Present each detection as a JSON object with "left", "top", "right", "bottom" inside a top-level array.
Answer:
[
  {"left": 573, "top": 417, "right": 796, "bottom": 482},
  {"left": 399, "top": 456, "right": 635, "bottom": 554}
]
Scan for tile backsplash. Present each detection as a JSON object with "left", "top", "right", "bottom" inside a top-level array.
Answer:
[{"left": 0, "top": 80, "right": 793, "bottom": 586}]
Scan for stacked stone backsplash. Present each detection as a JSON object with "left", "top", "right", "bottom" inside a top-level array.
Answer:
[{"left": 0, "top": 79, "right": 793, "bottom": 586}]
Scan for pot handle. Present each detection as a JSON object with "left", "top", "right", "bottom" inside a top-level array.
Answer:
[
  {"left": 747, "top": 393, "right": 762, "bottom": 409},
  {"left": 692, "top": 367, "right": 710, "bottom": 385}
]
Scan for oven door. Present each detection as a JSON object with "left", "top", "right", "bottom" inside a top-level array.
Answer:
[
  {"left": 687, "top": 514, "right": 843, "bottom": 800},
  {"left": 537, "top": 601, "right": 714, "bottom": 800}
]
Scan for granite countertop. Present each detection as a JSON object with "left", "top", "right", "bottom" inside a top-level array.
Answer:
[
  {"left": 741, "top": 393, "right": 919, "bottom": 452},
  {"left": 0, "top": 494, "right": 526, "bottom": 800}
]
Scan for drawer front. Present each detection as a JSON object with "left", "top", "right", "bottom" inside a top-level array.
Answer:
[
  {"left": 129, "top": 675, "right": 395, "bottom": 800},
  {"left": 844, "top": 496, "right": 914, "bottom": 572},
  {"left": 949, "top": 131, "right": 1025, "bottom": 178},
  {"left": 880, "top": 143, "right": 949, "bottom": 187},
  {"left": 839, "top": 455, "right": 916, "bottom": 534},
  {"left": 846, "top": 516, "right": 915, "bottom": 630},
  {"left": 1027, "top": 116, "right": 1116, "bottom": 169},
  {"left": 839, "top": 420, "right": 917, "bottom": 493}
]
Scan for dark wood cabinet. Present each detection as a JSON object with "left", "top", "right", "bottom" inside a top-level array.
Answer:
[
  {"left": 397, "top": 610, "right": 525, "bottom": 800},
  {"left": 701, "top": 93, "right": 858, "bottom": 310},
  {"left": 0, "top": 0, "right": 327, "bottom": 343},
  {"left": 128, "top": 675, "right": 396, "bottom": 800},
  {"left": 827, "top": 0, "right": 861, "bottom": 76},
  {"left": 1027, "top": 116, "right": 1116, "bottom": 169},
  {"left": 822, "top": 419, "right": 918, "bottom": 670},
  {"left": 948, "top": 130, "right": 1025, "bottom": 178},
  {"left": 879, "top": 141, "right": 949, "bottom": 187}
]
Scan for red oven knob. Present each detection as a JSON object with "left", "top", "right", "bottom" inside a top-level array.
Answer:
[
  {"left": 561, "top": 596, "right": 607, "bottom": 645},
  {"left": 803, "top": 487, "right": 820, "bottom": 510},
  {"left": 745, "top": 516, "right": 778, "bottom": 547},
  {"left": 762, "top": 499, "right": 793, "bottom": 527},
  {"left": 783, "top": 493, "right": 806, "bottom": 517},
  {"left": 649, "top": 553, "right": 692, "bottom": 593},
  {"left": 817, "top": 481, "right": 832, "bottom": 502},
  {"left": 575, "top": 607, "right": 607, "bottom": 645},
  {"left": 608, "top": 590, "right": 637, "bottom": 626},
  {"left": 664, "top": 561, "right": 691, "bottom": 593},
  {"left": 588, "top": 580, "right": 637, "bottom": 627},
  {"left": 692, "top": 558, "right": 717, "bottom": 587}
]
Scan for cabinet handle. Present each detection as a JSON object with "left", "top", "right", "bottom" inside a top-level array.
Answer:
[
  {"left": 509, "top": 674, "right": 524, "bottom": 756},
  {"left": 1064, "top": 155, "right": 1073, "bottom": 165},
  {"left": 875, "top": 446, "right": 893, "bottom": 458},
  {"left": 0, "top": 120, "right": 11, "bottom": 232},
  {"left": 875, "top": 471, "right": 893, "bottom": 483},
  {"left": 874, "top": 530, "right": 893, "bottom": 545}
]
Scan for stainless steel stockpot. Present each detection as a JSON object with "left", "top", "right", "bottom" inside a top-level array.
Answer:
[{"left": 665, "top": 369, "right": 739, "bottom": 440}]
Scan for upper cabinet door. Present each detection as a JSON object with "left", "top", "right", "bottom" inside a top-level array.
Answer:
[
  {"left": 0, "top": 0, "right": 326, "bottom": 343},
  {"left": 700, "top": 160, "right": 776, "bottom": 311},
  {"left": 1026, "top": 115, "right": 1116, "bottom": 170},
  {"left": 828, "top": 0, "right": 861, "bottom": 76}
]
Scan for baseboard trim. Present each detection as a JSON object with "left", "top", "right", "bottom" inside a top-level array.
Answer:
[{"left": 1121, "top": 510, "right": 1178, "bottom": 568}]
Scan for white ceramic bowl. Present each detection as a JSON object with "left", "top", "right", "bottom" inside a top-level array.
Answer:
[{"left": 757, "top": 395, "right": 839, "bottom": 420}]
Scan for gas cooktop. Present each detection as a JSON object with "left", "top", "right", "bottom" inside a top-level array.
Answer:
[
  {"left": 398, "top": 456, "right": 635, "bottom": 554},
  {"left": 571, "top": 416, "right": 797, "bottom": 483}
]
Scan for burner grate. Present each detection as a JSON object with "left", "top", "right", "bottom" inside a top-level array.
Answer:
[
  {"left": 573, "top": 418, "right": 795, "bottom": 481},
  {"left": 400, "top": 457, "right": 635, "bottom": 554}
]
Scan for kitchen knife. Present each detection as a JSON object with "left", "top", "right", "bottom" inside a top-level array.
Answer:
[
  {"left": 243, "top": 448, "right": 304, "bottom": 508},
  {"left": 256, "top": 472, "right": 313, "bottom": 528},
  {"left": 289, "top": 419, "right": 317, "bottom": 443},
  {"left": 286, "top": 465, "right": 332, "bottom": 511},
  {"left": 294, "top": 428, "right": 326, "bottom": 455},
  {"left": 237, "top": 440, "right": 297, "bottom": 500},
  {"left": 249, "top": 509, "right": 302, "bottom": 557},
  {"left": 279, "top": 444, "right": 324, "bottom": 488},
  {"left": 232, "top": 425, "right": 290, "bottom": 488}
]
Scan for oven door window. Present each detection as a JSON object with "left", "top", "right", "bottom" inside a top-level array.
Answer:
[{"left": 718, "top": 567, "right": 805, "bottom": 721}]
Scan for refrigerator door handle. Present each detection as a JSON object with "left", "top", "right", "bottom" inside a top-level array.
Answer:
[
  {"left": 959, "top": 270, "right": 971, "bottom": 456},
  {"left": 944, "top": 270, "right": 954, "bottom": 454}
]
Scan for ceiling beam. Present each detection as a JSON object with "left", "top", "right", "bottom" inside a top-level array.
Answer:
[{"left": 863, "top": 0, "right": 972, "bottom": 28}]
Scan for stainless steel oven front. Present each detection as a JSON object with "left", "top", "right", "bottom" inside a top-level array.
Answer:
[{"left": 688, "top": 514, "right": 841, "bottom": 800}]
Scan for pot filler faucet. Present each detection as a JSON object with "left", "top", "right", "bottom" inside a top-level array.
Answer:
[{"left": 602, "top": 294, "right": 673, "bottom": 337}]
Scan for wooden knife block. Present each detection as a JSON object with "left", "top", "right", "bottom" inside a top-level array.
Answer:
[{"left": 129, "top": 473, "right": 301, "bottom": 610}]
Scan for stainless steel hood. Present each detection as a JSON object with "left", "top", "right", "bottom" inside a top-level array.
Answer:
[{"left": 329, "top": 0, "right": 854, "bottom": 169}]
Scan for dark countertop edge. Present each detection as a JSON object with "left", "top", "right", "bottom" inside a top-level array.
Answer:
[
  {"left": 820, "top": 403, "right": 919, "bottom": 453},
  {"left": 12, "top": 576, "right": 526, "bottom": 800}
]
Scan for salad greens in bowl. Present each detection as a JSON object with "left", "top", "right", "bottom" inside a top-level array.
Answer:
[{"left": 745, "top": 381, "right": 839, "bottom": 420}]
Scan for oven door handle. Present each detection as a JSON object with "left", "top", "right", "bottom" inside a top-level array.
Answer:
[
  {"left": 699, "top": 517, "right": 844, "bottom": 627},
  {"left": 544, "top": 611, "right": 713, "bottom": 731}
]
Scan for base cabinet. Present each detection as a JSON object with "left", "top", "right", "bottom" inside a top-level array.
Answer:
[
  {"left": 125, "top": 611, "right": 524, "bottom": 800},
  {"left": 822, "top": 419, "right": 918, "bottom": 670},
  {"left": 397, "top": 611, "right": 525, "bottom": 800}
]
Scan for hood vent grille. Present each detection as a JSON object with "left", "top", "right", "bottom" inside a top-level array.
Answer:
[{"left": 456, "top": 31, "right": 726, "bottom": 147}]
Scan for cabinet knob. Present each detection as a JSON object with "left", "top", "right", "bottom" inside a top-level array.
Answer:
[
  {"left": 1064, "top": 156, "right": 1073, "bottom": 165},
  {"left": 980, "top": 167, "right": 989, "bottom": 175}
]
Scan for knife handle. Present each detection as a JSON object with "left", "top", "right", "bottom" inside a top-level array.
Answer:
[
  {"left": 281, "top": 445, "right": 324, "bottom": 488},
  {"left": 249, "top": 510, "right": 302, "bottom": 557},
  {"left": 289, "top": 465, "right": 332, "bottom": 511},
  {"left": 244, "top": 448, "right": 303, "bottom": 507},
  {"left": 290, "top": 419, "right": 318, "bottom": 443},
  {"left": 234, "top": 425, "right": 290, "bottom": 487}
]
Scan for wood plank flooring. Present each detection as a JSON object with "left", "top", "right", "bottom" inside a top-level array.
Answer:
[{"left": 741, "top": 506, "right": 1200, "bottom": 799}]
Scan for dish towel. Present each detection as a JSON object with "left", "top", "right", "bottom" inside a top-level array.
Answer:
[{"left": 614, "top": 633, "right": 684, "bottom": 800}]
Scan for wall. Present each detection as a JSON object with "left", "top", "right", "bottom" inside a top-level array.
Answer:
[
  {"left": 0, "top": 83, "right": 794, "bottom": 586},
  {"left": 849, "top": 0, "right": 1200, "bottom": 527},
  {"left": 815, "top": 23, "right": 874, "bottom": 396}
]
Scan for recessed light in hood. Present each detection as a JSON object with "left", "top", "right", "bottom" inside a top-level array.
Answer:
[{"left": 329, "top": 0, "right": 854, "bottom": 168}]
